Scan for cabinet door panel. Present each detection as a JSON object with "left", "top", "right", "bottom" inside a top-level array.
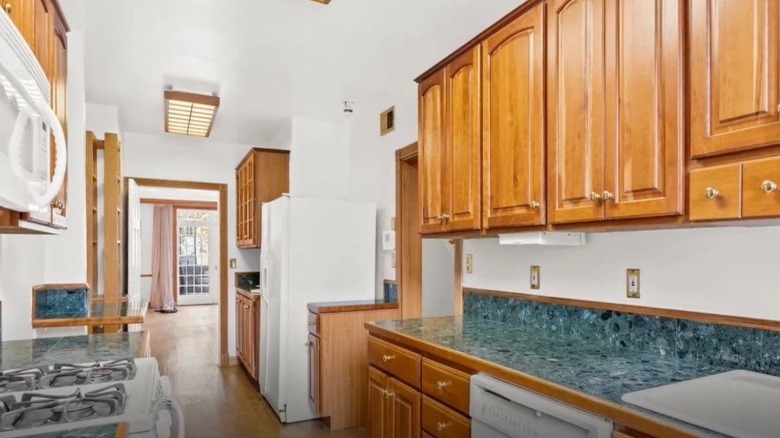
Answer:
[
  {"left": 689, "top": 163, "right": 742, "bottom": 221},
  {"left": 388, "top": 378, "right": 421, "bottom": 438},
  {"left": 32, "top": 0, "right": 50, "bottom": 77},
  {"left": 368, "top": 367, "right": 388, "bottom": 438},
  {"left": 548, "top": 0, "right": 606, "bottom": 223},
  {"left": 482, "top": 2, "right": 545, "bottom": 228},
  {"left": 419, "top": 71, "right": 447, "bottom": 234},
  {"left": 691, "top": 0, "right": 780, "bottom": 157},
  {"left": 603, "top": 0, "right": 684, "bottom": 219},
  {"left": 445, "top": 47, "right": 481, "bottom": 231}
]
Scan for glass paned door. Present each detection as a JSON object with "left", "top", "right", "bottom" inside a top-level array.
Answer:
[{"left": 176, "top": 209, "right": 218, "bottom": 305}]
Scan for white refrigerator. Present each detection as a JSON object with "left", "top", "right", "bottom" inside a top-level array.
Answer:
[{"left": 258, "top": 195, "right": 377, "bottom": 423}]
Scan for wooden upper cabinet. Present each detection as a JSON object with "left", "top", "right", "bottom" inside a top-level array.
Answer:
[
  {"left": 445, "top": 46, "right": 481, "bottom": 232},
  {"left": 547, "top": 0, "right": 606, "bottom": 224},
  {"left": 691, "top": 0, "right": 780, "bottom": 158},
  {"left": 235, "top": 148, "right": 289, "bottom": 249},
  {"left": 419, "top": 71, "right": 447, "bottom": 234},
  {"left": 32, "top": 0, "right": 51, "bottom": 77},
  {"left": 50, "top": 9, "right": 67, "bottom": 225},
  {"left": 602, "top": 0, "right": 684, "bottom": 219},
  {"left": 3, "top": 0, "right": 28, "bottom": 39},
  {"left": 482, "top": 2, "right": 545, "bottom": 229}
]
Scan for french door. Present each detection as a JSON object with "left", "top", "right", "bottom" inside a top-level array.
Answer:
[{"left": 176, "top": 209, "right": 219, "bottom": 305}]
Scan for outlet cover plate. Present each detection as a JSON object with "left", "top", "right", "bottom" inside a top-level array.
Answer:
[
  {"left": 465, "top": 254, "right": 473, "bottom": 274},
  {"left": 530, "top": 265, "right": 540, "bottom": 290},
  {"left": 627, "top": 268, "right": 640, "bottom": 298}
]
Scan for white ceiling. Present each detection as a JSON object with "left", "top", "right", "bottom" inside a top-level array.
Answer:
[{"left": 81, "top": 0, "right": 521, "bottom": 145}]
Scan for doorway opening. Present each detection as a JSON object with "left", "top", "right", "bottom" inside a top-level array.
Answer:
[{"left": 125, "top": 177, "right": 229, "bottom": 366}]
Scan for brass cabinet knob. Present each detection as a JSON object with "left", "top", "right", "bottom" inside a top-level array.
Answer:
[
  {"left": 529, "top": 201, "right": 540, "bottom": 210},
  {"left": 50, "top": 200, "right": 64, "bottom": 210},
  {"left": 589, "top": 192, "right": 602, "bottom": 202},
  {"left": 4, "top": 3, "right": 11, "bottom": 14},
  {"left": 761, "top": 180, "right": 778, "bottom": 193},
  {"left": 704, "top": 187, "right": 720, "bottom": 199},
  {"left": 437, "top": 422, "right": 450, "bottom": 432},
  {"left": 436, "top": 380, "right": 451, "bottom": 390},
  {"left": 601, "top": 190, "right": 614, "bottom": 201},
  {"left": 441, "top": 213, "right": 450, "bottom": 221},
  {"left": 381, "top": 354, "right": 396, "bottom": 362}
]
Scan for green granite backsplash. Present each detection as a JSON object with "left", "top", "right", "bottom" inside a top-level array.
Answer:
[
  {"left": 463, "top": 290, "right": 780, "bottom": 374},
  {"left": 34, "top": 287, "right": 89, "bottom": 319}
]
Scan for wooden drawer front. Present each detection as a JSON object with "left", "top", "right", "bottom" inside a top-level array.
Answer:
[
  {"left": 422, "top": 395, "right": 471, "bottom": 438},
  {"left": 743, "top": 156, "right": 780, "bottom": 218},
  {"left": 421, "top": 358, "right": 470, "bottom": 414},
  {"left": 367, "top": 336, "right": 421, "bottom": 388},
  {"left": 689, "top": 164, "right": 742, "bottom": 221},
  {"left": 307, "top": 312, "right": 319, "bottom": 336}
]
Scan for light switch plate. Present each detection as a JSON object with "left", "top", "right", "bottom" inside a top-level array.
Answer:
[
  {"left": 229, "top": 258, "right": 237, "bottom": 269},
  {"left": 627, "top": 268, "right": 640, "bottom": 298},
  {"left": 465, "top": 254, "right": 473, "bottom": 274},
  {"left": 530, "top": 265, "right": 540, "bottom": 290}
]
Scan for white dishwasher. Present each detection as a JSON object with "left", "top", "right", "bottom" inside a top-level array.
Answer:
[{"left": 470, "top": 374, "right": 613, "bottom": 438}]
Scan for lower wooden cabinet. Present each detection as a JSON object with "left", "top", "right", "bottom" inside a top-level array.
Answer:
[
  {"left": 308, "top": 306, "right": 399, "bottom": 431},
  {"left": 368, "top": 365, "right": 421, "bottom": 438},
  {"left": 235, "top": 290, "right": 259, "bottom": 379},
  {"left": 421, "top": 396, "right": 471, "bottom": 438}
]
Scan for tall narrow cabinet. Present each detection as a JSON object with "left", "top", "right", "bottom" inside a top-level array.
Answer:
[{"left": 235, "top": 148, "right": 290, "bottom": 249}]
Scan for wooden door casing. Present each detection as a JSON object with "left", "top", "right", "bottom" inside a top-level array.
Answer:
[
  {"left": 445, "top": 46, "right": 481, "bottom": 232},
  {"left": 603, "top": 0, "right": 684, "bottom": 219},
  {"left": 547, "top": 0, "right": 607, "bottom": 224},
  {"left": 50, "top": 12, "right": 67, "bottom": 224},
  {"left": 482, "top": 1, "right": 546, "bottom": 228},
  {"left": 691, "top": 0, "right": 780, "bottom": 158},
  {"left": 419, "top": 71, "right": 447, "bottom": 234},
  {"left": 387, "top": 377, "right": 421, "bottom": 438}
]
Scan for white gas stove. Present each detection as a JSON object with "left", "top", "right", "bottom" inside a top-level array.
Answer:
[{"left": 0, "top": 358, "right": 183, "bottom": 437}]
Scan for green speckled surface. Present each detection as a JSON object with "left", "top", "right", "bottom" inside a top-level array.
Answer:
[
  {"left": 23, "top": 423, "right": 123, "bottom": 438},
  {"left": 0, "top": 332, "right": 147, "bottom": 370},
  {"left": 374, "top": 316, "right": 737, "bottom": 437}
]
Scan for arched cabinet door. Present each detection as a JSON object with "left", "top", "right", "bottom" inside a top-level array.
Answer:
[
  {"left": 418, "top": 71, "right": 447, "bottom": 234},
  {"left": 482, "top": 1, "right": 546, "bottom": 229}
]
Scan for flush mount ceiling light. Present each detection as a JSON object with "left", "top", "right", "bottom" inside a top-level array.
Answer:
[
  {"left": 309, "top": 0, "right": 331, "bottom": 3},
  {"left": 164, "top": 90, "right": 220, "bottom": 137}
]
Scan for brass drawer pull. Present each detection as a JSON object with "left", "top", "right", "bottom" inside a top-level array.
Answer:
[
  {"left": 384, "top": 389, "right": 394, "bottom": 399},
  {"left": 704, "top": 187, "right": 719, "bottom": 199},
  {"left": 529, "top": 201, "right": 540, "bottom": 210},
  {"left": 601, "top": 190, "right": 614, "bottom": 201},
  {"left": 761, "top": 180, "right": 777, "bottom": 193},
  {"left": 382, "top": 354, "right": 396, "bottom": 362},
  {"left": 589, "top": 192, "right": 602, "bottom": 202},
  {"left": 436, "top": 421, "right": 450, "bottom": 432},
  {"left": 436, "top": 380, "right": 452, "bottom": 390}
]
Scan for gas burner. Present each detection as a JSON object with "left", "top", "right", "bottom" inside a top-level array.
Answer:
[
  {"left": 0, "top": 384, "right": 126, "bottom": 431},
  {"left": 38, "top": 359, "right": 137, "bottom": 389},
  {"left": 0, "top": 368, "right": 44, "bottom": 393}
]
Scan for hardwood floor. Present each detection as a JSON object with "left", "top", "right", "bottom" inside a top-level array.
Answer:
[{"left": 142, "top": 305, "right": 367, "bottom": 437}]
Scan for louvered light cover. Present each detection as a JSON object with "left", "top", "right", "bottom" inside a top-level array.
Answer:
[{"left": 164, "top": 90, "right": 220, "bottom": 137}]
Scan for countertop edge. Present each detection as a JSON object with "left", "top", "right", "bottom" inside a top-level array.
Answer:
[
  {"left": 236, "top": 287, "right": 261, "bottom": 301},
  {"left": 364, "top": 321, "right": 707, "bottom": 438},
  {"left": 31, "top": 301, "right": 149, "bottom": 328},
  {"left": 308, "top": 301, "right": 399, "bottom": 314}
]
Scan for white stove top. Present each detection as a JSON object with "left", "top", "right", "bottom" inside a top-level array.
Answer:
[{"left": 0, "top": 358, "right": 169, "bottom": 437}]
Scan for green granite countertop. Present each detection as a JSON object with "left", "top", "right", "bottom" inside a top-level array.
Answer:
[
  {"left": 0, "top": 331, "right": 150, "bottom": 370},
  {"left": 32, "top": 300, "right": 148, "bottom": 328},
  {"left": 372, "top": 316, "right": 732, "bottom": 437}
]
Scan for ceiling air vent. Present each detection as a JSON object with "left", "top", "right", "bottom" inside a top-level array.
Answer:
[{"left": 380, "top": 106, "right": 395, "bottom": 136}]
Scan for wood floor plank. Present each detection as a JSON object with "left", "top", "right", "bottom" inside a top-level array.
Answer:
[{"left": 142, "top": 305, "right": 367, "bottom": 437}]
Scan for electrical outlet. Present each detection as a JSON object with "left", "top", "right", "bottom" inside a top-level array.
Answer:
[
  {"left": 626, "top": 268, "right": 640, "bottom": 298},
  {"left": 391, "top": 217, "right": 396, "bottom": 231},
  {"left": 391, "top": 251, "right": 396, "bottom": 268},
  {"left": 229, "top": 258, "right": 237, "bottom": 269},
  {"left": 530, "top": 265, "right": 540, "bottom": 290},
  {"left": 465, "top": 254, "right": 473, "bottom": 274}
]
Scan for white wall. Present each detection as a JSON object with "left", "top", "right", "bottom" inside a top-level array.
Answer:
[
  {"left": 122, "top": 131, "right": 286, "bottom": 354},
  {"left": 289, "top": 116, "right": 351, "bottom": 199},
  {"left": 463, "top": 226, "right": 780, "bottom": 319}
]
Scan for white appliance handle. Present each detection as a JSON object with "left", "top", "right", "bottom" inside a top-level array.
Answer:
[
  {"left": 0, "top": 63, "right": 67, "bottom": 208},
  {"left": 155, "top": 397, "right": 185, "bottom": 438}
]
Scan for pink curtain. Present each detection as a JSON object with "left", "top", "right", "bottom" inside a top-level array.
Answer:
[{"left": 150, "top": 205, "right": 176, "bottom": 312}]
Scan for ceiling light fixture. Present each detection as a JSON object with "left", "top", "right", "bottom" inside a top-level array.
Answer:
[{"left": 164, "top": 90, "right": 220, "bottom": 137}]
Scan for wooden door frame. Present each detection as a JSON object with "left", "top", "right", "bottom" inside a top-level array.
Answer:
[
  {"left": 395, "top": 143, "right": 422, "bottom": 318},
  {"left": 125, "top": 177, "right": 230, "bottom": 367}
]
